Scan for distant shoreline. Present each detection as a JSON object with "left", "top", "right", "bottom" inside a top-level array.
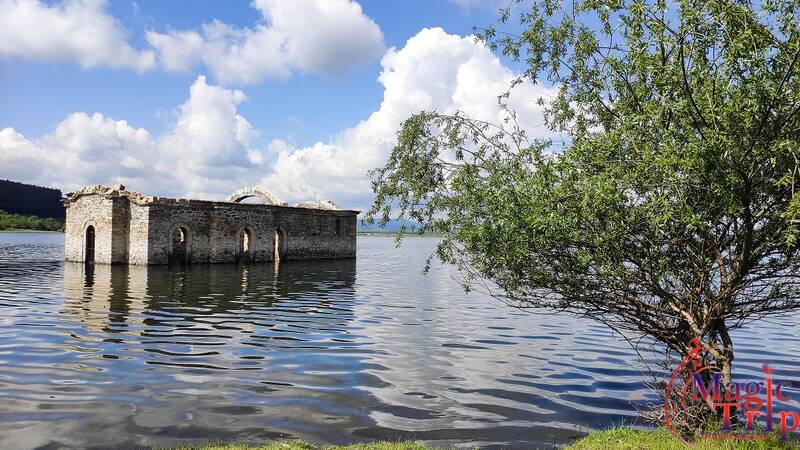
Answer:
[
  {"left": 0, "top": 229, "right": 64, "bottom": 234},
  {"left": 357, "top": 230, "right": 441, "bottom": 237}
]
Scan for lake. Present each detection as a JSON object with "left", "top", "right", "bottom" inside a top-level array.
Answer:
[{"left": 1, "top": 233, "right": 798, "bottom": 449}]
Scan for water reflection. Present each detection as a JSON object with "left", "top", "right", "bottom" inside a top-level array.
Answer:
[
  {"left": 1, "top": 234, "right": 798, "bottom": 449},
  {"left": 63, "top": 258, "right": 358, "bottom": 344}
]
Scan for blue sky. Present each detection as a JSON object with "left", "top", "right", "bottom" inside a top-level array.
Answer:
[
  {"left": 2, "top": 1, "right": 497, "bottom": 141},
  {"left": 0, "top": 0, "right": 552, "bottom": 208}
]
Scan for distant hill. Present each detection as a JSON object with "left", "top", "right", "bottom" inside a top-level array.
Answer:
[{"left": 0, "top": 179, "right": 65, "bottom": 220}]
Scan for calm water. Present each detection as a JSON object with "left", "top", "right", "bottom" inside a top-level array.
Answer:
[{"left": 0, "top": 233, "right": 798, "bottom": 449}]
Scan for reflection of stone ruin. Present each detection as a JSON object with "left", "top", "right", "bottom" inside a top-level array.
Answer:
[
  {"left": 63, "top": 185, "right": 357, "bottom": 265},
  {"left": 62, "top": 257, "right": 357, "bottom": 335}
]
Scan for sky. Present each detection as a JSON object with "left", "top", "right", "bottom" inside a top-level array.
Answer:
[{"left": 0, "top": 0, "right": 555, "bottom": 210}]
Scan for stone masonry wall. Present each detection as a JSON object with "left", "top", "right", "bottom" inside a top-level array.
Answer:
[
  {"left": 110, "top": 197, "right": 130, "bottom": 264},
  {"left": 145, "top": 200, "right": 357, "bottom": 264},
  {"left": 64, "top": 187, "right": 358, "bottom": 265},
  {"left": 147, "top": 201, "right": 215, "bottom": 264},
  {"left": 127, "top": 203, "right": 150, "bottom": 265},
  {"left": 64, "top": 195, "right": 116, "bottom": 264}
]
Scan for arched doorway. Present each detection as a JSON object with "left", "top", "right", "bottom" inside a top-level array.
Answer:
[
  {"left": 84, "top": 225, "right": 95, "bottom": 264},
  {"left": 238, "top": 227, "right": 253, "bottom": 263},
  {"left": 273, "top": 228, "right": 286, "bottom": 262},
  {"left": 170, "top": 226, "right": 190, "bottom": 264}
]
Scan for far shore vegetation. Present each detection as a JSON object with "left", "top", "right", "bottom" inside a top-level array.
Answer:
[{"left": 0, "top": 209, "right": 64, "bottom": 232}]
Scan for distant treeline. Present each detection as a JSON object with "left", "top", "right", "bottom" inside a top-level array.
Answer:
[
  {"left": 0, "top": 179, "right": 65, "bottom": 219},
  {"left": 0, "top": 210, "right": 63, "bottom": 231}
]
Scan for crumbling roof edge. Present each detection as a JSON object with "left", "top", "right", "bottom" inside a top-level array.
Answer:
[{"left": 64, "top": 185, "right": 360, "bottom": 214}]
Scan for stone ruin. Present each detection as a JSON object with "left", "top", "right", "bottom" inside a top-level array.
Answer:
[{"left": 63, "top": 185, "right": 358, "bottom": 265}]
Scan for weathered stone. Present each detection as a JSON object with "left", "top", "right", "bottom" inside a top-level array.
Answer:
[
  {"left": 64, "top": 185, "right": 358, "bottom": 265},
  {"left": 295, "top": 200, "right": 339, "bottom": 210},
  {"left": 225, "top": 186, "right": 287, "bottom": 205}
]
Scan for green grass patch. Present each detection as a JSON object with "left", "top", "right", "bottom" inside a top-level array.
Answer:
[
  {"left": 568, "top": 427, "right": 800, "bottom": 449},
  {"left": 170, "top": 430, "right": 800, "bottom": 449},
  {"left": 175, "top": 441, "right": 425, "bottom": 450}
]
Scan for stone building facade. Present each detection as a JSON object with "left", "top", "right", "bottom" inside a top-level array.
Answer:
[{"left": 64, "top": 185, "right": 358, "bottom": 265}]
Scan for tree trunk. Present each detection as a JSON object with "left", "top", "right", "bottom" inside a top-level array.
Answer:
[{"left": 717, "top": 321, "right": 735, "bottom": 385}]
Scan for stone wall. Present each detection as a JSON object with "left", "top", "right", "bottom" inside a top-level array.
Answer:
[
  {"left": 128, "top": 203, "right": 150, "bottom": 265},
  {"left": 64, "top": 195, "right": 116, "bottom": 264},
  {"left": 110, "top": 197, "right": 130, "bottom": 264},
  {"left": 144, "top": 199, "right": 357, "bottom": 264},
  {"left": 64, "top": 186, "right": 358, "bottom": 265}
]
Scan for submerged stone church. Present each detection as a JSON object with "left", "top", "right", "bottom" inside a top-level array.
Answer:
[{"left": 64, "top": 185, "right": 357, "bottom": 265}]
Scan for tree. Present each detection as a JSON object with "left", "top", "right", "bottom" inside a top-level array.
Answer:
[
  {"left": 0, "top": 210, "right": 64, "bottom": 231},
  {"left": 367, "top": 0, "right": 800, "bottom": 411}
]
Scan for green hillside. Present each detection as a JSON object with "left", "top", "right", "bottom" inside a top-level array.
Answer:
[{"left": 0, "top": 179, "right": 64, "bottom": 219}]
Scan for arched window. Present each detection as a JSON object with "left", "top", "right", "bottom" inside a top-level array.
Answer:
[
  {"left": 170, "top": 226, "right": 190, "bottom": 264},
  {"left": 84, "top": 225, "right": 95, "bottom": 264},
  {"left": 273, "top": 228, "right": 286, "bottom": 262},
  {"left": 238, "top": 227, "right": 253, "bottom": 263},
  {"left": 335, "top": 218, "right": 341, "bottom": 236}
]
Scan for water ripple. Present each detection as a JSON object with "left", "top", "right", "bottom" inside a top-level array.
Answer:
[{"left": 0, "top": 233, "right": 797, "bottom": 449}]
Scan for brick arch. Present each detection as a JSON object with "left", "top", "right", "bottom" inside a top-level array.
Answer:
[{"left": 226, "top": 186, "right": 283, "bottom": 205}]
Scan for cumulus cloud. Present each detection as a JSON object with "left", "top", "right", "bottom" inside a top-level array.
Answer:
[
  {"left": 0, "top": 112, "right": 159, "bottom": 196},
  {"left": 155, "top": 76, "right": 264, "bottom": 198},
  {"left": 0, "top": 0, "right": 381, "bottom": 83},
  {"left": 0, "top": 0, "right": 155, "bottom": 71},
  {"left": 146, "top": 0, "right": 384, "bottom": 85},
  {"left": 258, "top": 27, "right": 556, "bottom": 208},
  {"left": 1, "top": 28, "right": 555, "bottom": 209},
  {"left": 0, "top": 76, "right": 261, "bottom": 198}
]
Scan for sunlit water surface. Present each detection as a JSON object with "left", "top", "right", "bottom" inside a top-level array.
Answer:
[{"left": 0, "top": 233, "right": 798, "bottom": 449}]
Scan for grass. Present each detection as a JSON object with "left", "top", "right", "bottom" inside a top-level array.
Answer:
[
  {"left": 176, "top": 428, "right": 800, "bottom": 450},
  {"left": 568, "top": 426, "right": 800, "bottom": 449},
  {"left": 176, "top": 442, "right": 425, "bottom": 450}
]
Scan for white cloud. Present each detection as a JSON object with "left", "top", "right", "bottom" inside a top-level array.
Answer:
[
  {"left": 144, "top": 29, "right": 205, "bottom": 73},
  {"left": 146, "top": 0, "right": 384, "bottom": 85},
  {"left": 0, "top": 0, "right": 155, "bottom": 71},
  {"left": 0, "top": 112, "right": 158, "bottom": 194},
  {"left": 1, "top": 28, "right": 555, "bottom": 209},
  {"left": 259, "top": 27, "right": 556, "bottom": 208},
  {"left": 0, "top": 0, "right": 381, "bottom": 83},
  {"left": 156, "top": 76, "right": 264, "bottom": 198},
  {"left": 159, "top": 76, "right": 255, "bottom": 167},
  {"left": 0, "top": 76, "right": 261, "bottom": 197},
  {"left": 446, "top": 0, "right": 481, "bottom": 8}
]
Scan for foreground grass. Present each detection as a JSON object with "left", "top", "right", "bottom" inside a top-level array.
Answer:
[
  {"left": 569, "top": 427, "right": 800, "bottom": 449},
  {"left": 180, "top": 429, "right": 800, "bottom": 450},
  {"left": 180, "top": 442, "right": 425, "bottom": 450}
]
